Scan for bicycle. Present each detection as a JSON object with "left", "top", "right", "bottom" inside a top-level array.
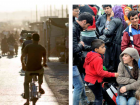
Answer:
[{"left": 29, "top": 73, "right": 41, "bottom": 105}]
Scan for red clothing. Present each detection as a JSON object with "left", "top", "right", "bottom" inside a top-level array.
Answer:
[
  {"left": 87, "top": 16, "right": 96, "bottom": 30},
  {"left": 87, "top": 5, "right": 97, "bottom": 30},
  {"left": 83, "top": 51, "right": 115, "bottom": 84},
  {"left": 88, "top": 5, "right": 97, "bottom": 16},
  {"left": 121, "top": 25, "right": 140, "bottom": 56}
]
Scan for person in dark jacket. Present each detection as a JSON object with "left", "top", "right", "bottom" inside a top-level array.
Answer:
[
  {"left": 73, "top": 12, "right": 93, "bottom": 105},
  {"left": 103, "top": 5, "right": 127, "bottom": 73},
  {"left": 73, "top": 5, "right": 79, "bottom": 23},
  {"left": 96, "top": 5, "right": 112, "bottom": 36},
  {"left": 1, "top": 35, "right": 8, "bottom": 55},
  {"left": 121, "top": 10, "right": 140, "bottom": 56},
  {"left": 21, "top": 34, "right": 32, "bottom": 52}
]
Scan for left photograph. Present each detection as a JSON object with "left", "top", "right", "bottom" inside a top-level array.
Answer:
[{"left": 0, "top": 1, "right": 69, "bottom": 105}]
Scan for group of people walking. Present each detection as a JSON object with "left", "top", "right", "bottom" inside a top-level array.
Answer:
[
  {"left": 73, "top": 4, "right": 140, "bottom": 105},
  {"left": 1, "top": 34, "right": 18, "bottom": 56}
]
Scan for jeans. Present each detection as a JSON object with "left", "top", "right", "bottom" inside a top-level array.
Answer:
[
  {"left": 87, "top": 81, "right": 103, "bottom": 105},
  {"left": 116, "top": 96, "right": 136, "bottom": 105},
  {"left": 73, "top": 66, "right": 89, "bottom": 105}
]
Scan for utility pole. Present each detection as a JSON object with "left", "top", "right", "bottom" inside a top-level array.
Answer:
[
  {"left": 66, "top": 5, "right": 68, "bottom": 18},
  {"left": 36, "top": 5, "right": 37, "bottom": 22},
  {"left": 50, "top": 5, "right": 52, "bottom": 16},
  {"left": 54, "top": 5, "right": 56, "bottom": 16},
  {"left": 62, "top": 5, "right": 63, "bottom": 18},
  {"left": 44, "top": 5, "right": 45, "bottom": 16}
]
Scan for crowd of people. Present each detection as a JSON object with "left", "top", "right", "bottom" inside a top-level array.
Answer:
[
  {"left": 0, "top": 34, "right": 18, "bottom": 56},
  {"left": 73, "top": 4, "right": 140, "bottom": 105}
]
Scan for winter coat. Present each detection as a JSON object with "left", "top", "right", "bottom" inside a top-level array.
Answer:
[
  {"left": 84, "top": 51, "right": 115, "bottom": 84},
  {"left": 121, "top": 25, "right": 140, "bottom": 56},
  {"left": 96, "top": 13, "right": 107, "bottom": 36},
  {"left": 103, "top": 17, "right": 127, "bottom": 45},
  {"left": 73, "top": 21, "right": 91, "bottom": 74},
  {"left": 103, "top": 17, "right": 127, "bottom": 72},
  {"left": 117, "top": 48, "right": 140, "bottom": 91}
]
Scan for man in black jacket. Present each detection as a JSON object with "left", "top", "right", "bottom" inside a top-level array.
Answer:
[
  {"left": 73, "top": 12, "right": 93, "bottom": 105},
  {"left": 96, "top": 5, "right": 112, "bottom": 36}
]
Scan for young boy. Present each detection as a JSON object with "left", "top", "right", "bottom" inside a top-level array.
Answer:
[{"left": 83, "top": 39, "right": 119, "bottom": 105}]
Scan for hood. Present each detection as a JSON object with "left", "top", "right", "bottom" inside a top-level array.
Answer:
[
  {"left": 120, "top": 48, "right": 140, "bottom": 68},
  {"left": 84, "top": 51, "right": 101, "bottom": 65}
]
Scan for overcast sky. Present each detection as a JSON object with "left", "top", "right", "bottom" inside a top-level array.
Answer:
[{"left": 0, "top": 0, "right": 67, "bottom": 12}]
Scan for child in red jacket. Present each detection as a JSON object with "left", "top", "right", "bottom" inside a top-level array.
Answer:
[{"left": 83, "top": 39, "right": 119, "bottom": 105}]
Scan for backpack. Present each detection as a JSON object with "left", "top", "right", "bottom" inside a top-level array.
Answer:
[{"left": 102, "top": 82, "right": 117, "bottom": 105}]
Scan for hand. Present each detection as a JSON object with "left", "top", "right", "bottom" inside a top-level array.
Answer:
[
  {"left": 79, "top": 41, "right": 85, "bottom": 47},
  {"left": 110, "top": 11, "right": 114, "bottom": 18},
  {"left": 120, "top": 86, "right": 126, "bottom": 93},
  {"left": 115, "top": 73, "right": 119, "bottom": 77},
  {"left": 43, "top": 63, "right": 48, "bottom": 68}
]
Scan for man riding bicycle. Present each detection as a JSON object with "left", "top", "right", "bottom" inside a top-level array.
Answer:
[{"left": 21, "top": 33, "right": 47, "bottom": 105}]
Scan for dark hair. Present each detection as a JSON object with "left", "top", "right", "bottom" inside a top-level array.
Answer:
[
  {"left": 102, "top": 5, "right": 112, "bottom": 9},
  {"left": 128, "top": 10, "right": 138, "bottom": 20},
  {"left": 78, "top": 12, "right": 93, "bottom": 26},
  {"left": 132, "top": 59, "right": 139, "bottom": 80},
  {"left": 32, "top": 33, "right": 40, "bottom": 41},
  {"left": 73, "top": 5, "right": 79, "bottom": 10},
  {"left": 91, "top": 39, "right": 105, "bottom": 51}
]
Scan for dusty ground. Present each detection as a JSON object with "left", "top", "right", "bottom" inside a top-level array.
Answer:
[{"left": 44, "top": 62, "right": 68, "bottom": 105}]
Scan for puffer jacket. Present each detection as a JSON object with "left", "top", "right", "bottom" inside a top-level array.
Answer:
[
  {"left": 103, "top": 17, "right": 127, "bottom": 45},
  {"left": 117, "top": 48, "right": 140, "bottom": 91}
]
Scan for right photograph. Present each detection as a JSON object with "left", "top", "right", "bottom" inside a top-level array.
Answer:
[{"left": 72, "top": 4, "right": 140, "bottom": 105}]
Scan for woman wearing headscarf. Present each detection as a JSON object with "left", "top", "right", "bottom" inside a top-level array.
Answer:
[
  {"left": 103, "top": 5, "right": 128, "bottom": 80},
  {"left": 124, "top": 7, "right": 132, "bottom": 25}
]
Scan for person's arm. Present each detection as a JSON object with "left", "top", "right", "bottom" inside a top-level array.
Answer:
[
  {"left": 21, "top": 45, "right": 28, "bottom": 70},
  {"left": 92, "top": 57, "right": 117, "bottom": 77},
  {"left": 116, "top": 62, "right": 136, "bottom": 85},
  {"left": 103, "top": 19, "right": 118, "bottom": 37},
  {"left": 125, "top": 70, "right": 140, "bottom": 91},
  {"left": 95, "top": 16, "right": 101, "bottom": 34},
  {"left": 21, "top": 42, "right": 25, "bottom": 51},
  {"left": 73, "top": 27, "right": 84, "bottom": 54},
  {"left": 121, "top": 32, "right": 130, "bottom": 52},
  {"left": 42, "top": 48, "right": 47, "bottom": 67}
]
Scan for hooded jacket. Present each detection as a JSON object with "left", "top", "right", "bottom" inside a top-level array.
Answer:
[
  {"left": 83, "top": 51, "right": 115, "bottom": 84},
  {"left": 117, "top": 47, "right": 140, "bottom": 91}
]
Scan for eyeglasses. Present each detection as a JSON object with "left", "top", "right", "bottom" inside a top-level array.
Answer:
[{"left": 74, "top": 10, "right": 80, "bottom": 12}]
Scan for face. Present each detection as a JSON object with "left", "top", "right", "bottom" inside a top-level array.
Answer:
[
  {"left": 129, "top": 15, "right": 139, "bottom": 26},
  {"left": 73, "top": 8, "right": 79, "bottom": 17},
  {"left": 95, "top": 44, "right": 106, "bottom": 54},
  {"left": 103, "top": 6, "right": 112, "bottom": 15},
  {"left": 125, "top": 8, "right": 130, "bottom": 16},
  {"left": 81, "top": 20, "right": 91, "bottom": 30},
  {"left": 122, "top": 54, "right": 133, "bottom": 65}
]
